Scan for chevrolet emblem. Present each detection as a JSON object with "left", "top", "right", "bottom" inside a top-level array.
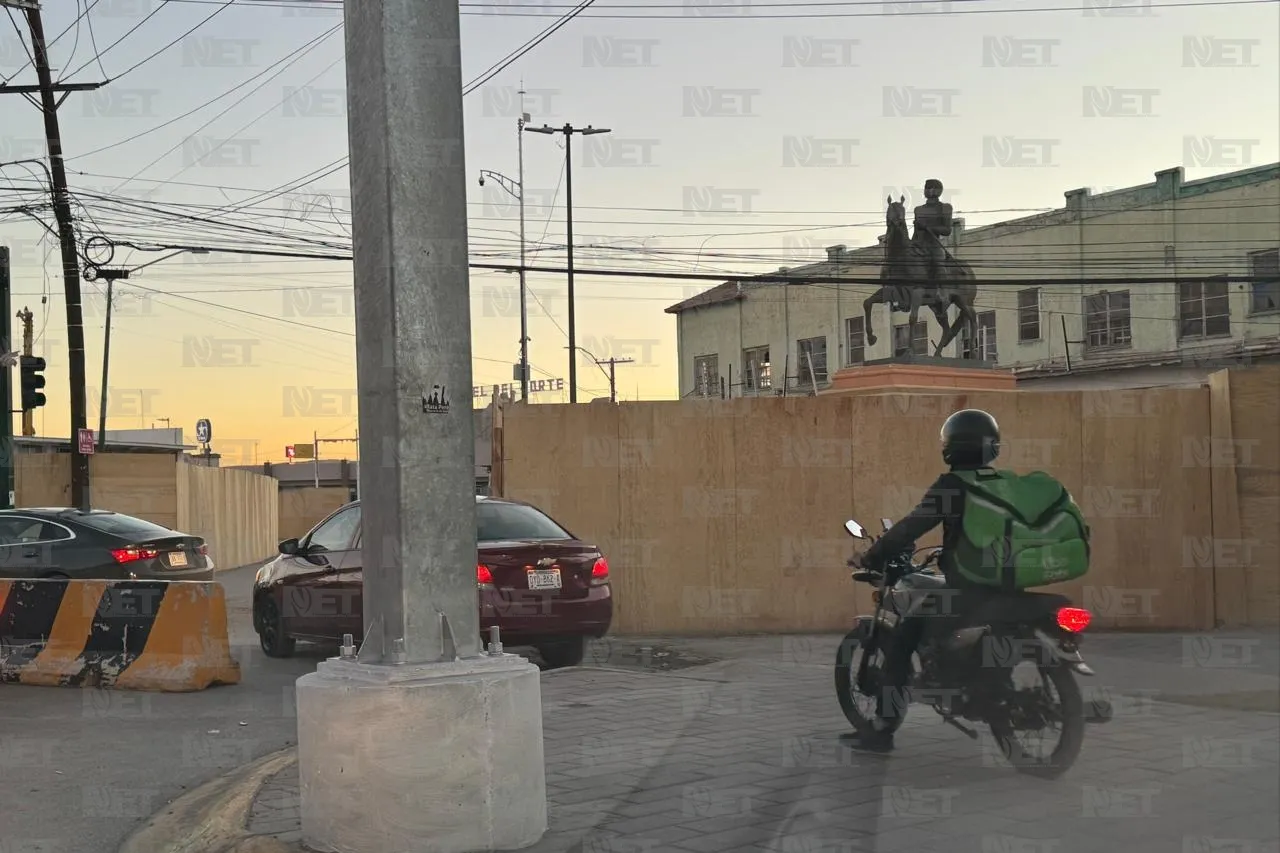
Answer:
[{"left": 536, "top": 557, "right": 555, "bottom": 568}]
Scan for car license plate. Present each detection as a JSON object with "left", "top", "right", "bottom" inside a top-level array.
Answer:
[
  {"left": 527, "top": 569, "right": 561, "bottom": 590},
  {"left": 168, "top": 551, "right": 188, "bottom": 567}
]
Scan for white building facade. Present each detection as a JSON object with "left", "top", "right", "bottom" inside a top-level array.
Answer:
[{"left": 667, "top": 164, "right": 1280, "bottom": 395}]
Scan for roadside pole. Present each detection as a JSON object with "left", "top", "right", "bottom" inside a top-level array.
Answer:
[
  {"left": 1, "top": 247, "right": 13, "bottom": 510},
  {"left": 293, "top": 2, "right": 548, "bottom": 852}
]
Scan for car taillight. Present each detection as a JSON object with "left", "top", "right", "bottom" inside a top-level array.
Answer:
[
  {"left": 477, "top": 564, "right": 494, "bottom": 586},
  {"left": 591, "top": 557, "right": 609, "bottom": 580},
  {"left": 112, "top": 547, "right": 159, "bottom": 564},
  {"left": 1056, "top": 607, "right": 1091, "bottom": 633}
]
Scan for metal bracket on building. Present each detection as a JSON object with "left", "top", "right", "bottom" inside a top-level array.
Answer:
[{"left": 437, "top": 611, "right": 458, "bottom": 662}]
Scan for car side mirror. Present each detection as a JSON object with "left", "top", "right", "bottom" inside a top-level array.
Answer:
[
  {"left": 279, "top": 538, "right": 300, "bottom": 556},
  {"left": 844, "top": 520, "right": 866, "bottom": 539},
  {"left": 881, "top": 518, "right": 893, "bottom": 532}
]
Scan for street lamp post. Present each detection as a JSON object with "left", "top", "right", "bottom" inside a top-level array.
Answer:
[
  {"left": 478, "top": 161, "right": 528, "bottom": 403},
  {"left": 523, "top": 123, "right": 610, "bottom": 404}
]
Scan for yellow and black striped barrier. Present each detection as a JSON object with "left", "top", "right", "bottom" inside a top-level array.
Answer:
[{"left": 0, "top": 579, "right": 240, "bottom": 692}]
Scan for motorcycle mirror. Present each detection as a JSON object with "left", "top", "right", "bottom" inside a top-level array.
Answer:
[
  {"left": 881, "top": 518, "right": 893, "bottom": 531},
  {"left": 844, "top": 520, "right": 866, "bottom": 539}
]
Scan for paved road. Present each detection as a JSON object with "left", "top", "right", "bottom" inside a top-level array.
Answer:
[
  {"left": 2, "top": 564, "right": 1277, "bottom": 853},
  {"left": 1, "top": 564, "right": 311, "bottom": 853}
]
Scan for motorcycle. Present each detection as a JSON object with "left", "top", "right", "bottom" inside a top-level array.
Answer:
[{"left": 834, "top": 517, "right": 1112, "bottom": 778}]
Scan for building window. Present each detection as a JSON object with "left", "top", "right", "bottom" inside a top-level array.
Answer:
[
  {"left": 742, "top": 346, "right": 771, "bottom": 392},
  {"left": 962, "top": 311, "right": 998, "bottom": 362},
  {"left": 796, "top": 336, "right": 828, "bottom": 386},
  {"left": 1250, "top": 248, "right": 1279, "bottom": 314},
  {"left": 845, "top": 317, "right": 866, "bottom": 365},
  {"left": 893, "top": 321, "right": 927, "bottom": 357},
  {"left": 1084, "top": 290, "right": 1132, "bottom": 349},
  {"left": 693, "top": 354, "right": 719, "bottom": 397},
  {"left": 1017, "top": 288, "right": 1041, "bottom": 342},
  {"left": 1178, "top": 278, "right": 1231, "bottom": 339}
]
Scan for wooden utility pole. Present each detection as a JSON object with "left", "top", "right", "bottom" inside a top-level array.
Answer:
[
  {"left": 16, "top": 307, "right": 34, "bottom": 437},
  {"left": 596, "top": 357, "right": 634, "bottom": 403},
  {"left": 2, "top": 3, "right": 105, "bottom": 511}
]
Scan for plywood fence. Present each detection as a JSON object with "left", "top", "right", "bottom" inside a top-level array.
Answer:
[
  {"left": 14, "top": 454, "right": 280, "bottom": 570},
  {"left": 175, "top": 463, "right": 279, "bottom": 570},
  {"left": 499, "top": 366, "right": 1280, "bottom": 634},
  {"left": 278, "top": 486, "right": 350, "bottom": 541}
]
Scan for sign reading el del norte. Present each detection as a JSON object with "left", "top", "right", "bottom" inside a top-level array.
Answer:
[{"left": 473, "top": 378, "right": 565, "bottom": 398}]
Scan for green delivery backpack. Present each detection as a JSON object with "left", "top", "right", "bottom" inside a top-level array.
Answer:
[{"left": 948, "top": 468, "right": 1091, "bottom": 590}]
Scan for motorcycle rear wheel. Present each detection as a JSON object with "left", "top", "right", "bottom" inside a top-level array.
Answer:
[
  {"left": 834, "top": 626, "right": 908, "bottom": 737},
  {"left": 989, "top": 663, "right": 1085, "bottom": 779}
]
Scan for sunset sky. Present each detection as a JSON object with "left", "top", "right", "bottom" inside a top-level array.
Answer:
[{"left": 1, "top": 0, "right": 1275, "bottom": 465}]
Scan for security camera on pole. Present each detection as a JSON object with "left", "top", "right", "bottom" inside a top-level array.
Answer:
[{"left": 294, "top": 2, "right": 547, "bottom": 852}]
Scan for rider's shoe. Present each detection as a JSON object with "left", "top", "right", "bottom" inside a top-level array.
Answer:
[{"left": 848, "top": 730, "right": 895, "bottom": 753}]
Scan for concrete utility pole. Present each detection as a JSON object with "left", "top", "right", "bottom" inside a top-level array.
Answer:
[
  {"left": 295, "top": 3, "right": 547, "bottom": 853},
  {"left": 2, "top": 3, "right": 105, "bottom": 511},
  {"left": 524, "top": 122, "right": 610, "bottom": 404}
]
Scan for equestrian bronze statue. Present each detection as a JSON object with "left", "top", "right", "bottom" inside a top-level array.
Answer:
[{"left": 862, "top": 179, "right": 978, "bottom": 357}]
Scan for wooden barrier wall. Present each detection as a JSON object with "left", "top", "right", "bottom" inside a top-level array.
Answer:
[
  {"left": 176, "top": 463, "right": 279, "bottom": 570},
  {"left": 501, "top": 367, "right": 1280, "bottom": 634},
  {"left": 14, "top": 454, "right": 281, "bottom": 571},
  {"left": 278, "top": 486, "right": 350, "bottom": 541}
]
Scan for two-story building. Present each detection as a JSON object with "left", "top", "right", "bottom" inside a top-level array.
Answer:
[{"left": 667, "top": 164, "right": 1280, "bottom": 394}]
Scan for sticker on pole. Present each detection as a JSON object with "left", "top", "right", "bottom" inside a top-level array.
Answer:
[
  {"left": 422, "top": 385, "right": 451, "bottom": 414},
  {"left": 79, "top": 428, "right": 96, "bottom": 455}
]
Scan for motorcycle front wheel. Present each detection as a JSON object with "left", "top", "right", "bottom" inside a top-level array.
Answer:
[
  {"left": 834, "top": 625, "right": 908, "bottom": 737},
  {"left": 988, "top": 662, "right": 1086, "bottom": 779}
]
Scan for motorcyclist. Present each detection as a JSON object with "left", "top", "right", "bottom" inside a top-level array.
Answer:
[{"left": 847, "top": 408, "right": 1003, "bottom": 753}]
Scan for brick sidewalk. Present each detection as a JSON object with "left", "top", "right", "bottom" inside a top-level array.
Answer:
[{"left": 244, "top": 645, "right": 1280, "bottom": 853}]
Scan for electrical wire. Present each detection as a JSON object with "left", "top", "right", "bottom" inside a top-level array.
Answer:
[
  {"left": 60, "top": 0, "right": 171, "bottom": 80},
  {"left": 70, "top": 24, "right": 340, "bottom": 160},
  {"left": 105, "top": 0, "right": 235, "bottom": 85},
  {"left": 462, "top": 0, "right": 597, "bottom": 95},
  {"left": 4, "top": 0, "right": 100, "bottom": 82}
]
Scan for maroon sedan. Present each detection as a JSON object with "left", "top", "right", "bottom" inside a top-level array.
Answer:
[{"left": 251, "top": 496, "right": 612, "bottom": 667}]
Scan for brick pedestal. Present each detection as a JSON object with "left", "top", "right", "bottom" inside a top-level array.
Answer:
[{"left": 822, "top": 356, "right": 1017, "bottom": 395}]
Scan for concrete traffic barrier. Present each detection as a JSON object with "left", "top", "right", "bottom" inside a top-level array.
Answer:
[{"left": 0, "top": 578, "right": 240, "bottom": 691}]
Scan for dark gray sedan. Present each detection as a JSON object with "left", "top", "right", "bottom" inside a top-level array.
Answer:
[{"left": 0, "top": 508, "right": 214, "bottom": 581}]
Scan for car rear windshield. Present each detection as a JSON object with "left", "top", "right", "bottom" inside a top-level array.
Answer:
[
  {"left": 476, "top": 502, "right": 571, "bottom": 542},
  {"left": 74, "top": 512, "right": 175, "bottom": 540}
]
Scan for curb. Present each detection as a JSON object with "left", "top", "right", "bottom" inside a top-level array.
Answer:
[{"left": 118, "top": 747, "right": 299, "bottom": 853}]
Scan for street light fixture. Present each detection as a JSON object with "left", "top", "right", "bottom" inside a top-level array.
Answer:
[
  {"left": 523, "top": 123, "right": 611, "bottom": 404},
  {"left": 477, "top": 167, "right": 529, "bottom": 403}
]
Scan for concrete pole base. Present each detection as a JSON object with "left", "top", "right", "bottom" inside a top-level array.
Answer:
[{"left": 296, "top": 653, "right": 547, "bottom": 852}]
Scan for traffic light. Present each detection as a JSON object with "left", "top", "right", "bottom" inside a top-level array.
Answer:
[{"left": 20, "top": 355, "right": 46, "bottom": 411}]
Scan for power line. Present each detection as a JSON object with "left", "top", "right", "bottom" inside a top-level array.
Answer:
[
  {"left": 70, "top": 23, "right": 341, "bottom": 160},
  {"left": 105, "top": 0, "right": 235, "bottom": 85}
]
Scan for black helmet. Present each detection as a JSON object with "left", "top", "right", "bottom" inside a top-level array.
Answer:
[{"left": 940, "top": 409, "right": 1000, "bottom": 467}]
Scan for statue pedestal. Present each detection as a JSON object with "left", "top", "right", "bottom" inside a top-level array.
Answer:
[{"left": 822, "top": 355, "right": 1017, "bottom": 395}]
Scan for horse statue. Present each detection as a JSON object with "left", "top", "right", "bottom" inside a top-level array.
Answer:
[{"left": 861, "top": 195, "right": 978, "bottom": 357}]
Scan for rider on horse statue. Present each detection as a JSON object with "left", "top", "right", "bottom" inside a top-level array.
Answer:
[{"left": 909, "top": 178, "right": 954, "bottom": 308}]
